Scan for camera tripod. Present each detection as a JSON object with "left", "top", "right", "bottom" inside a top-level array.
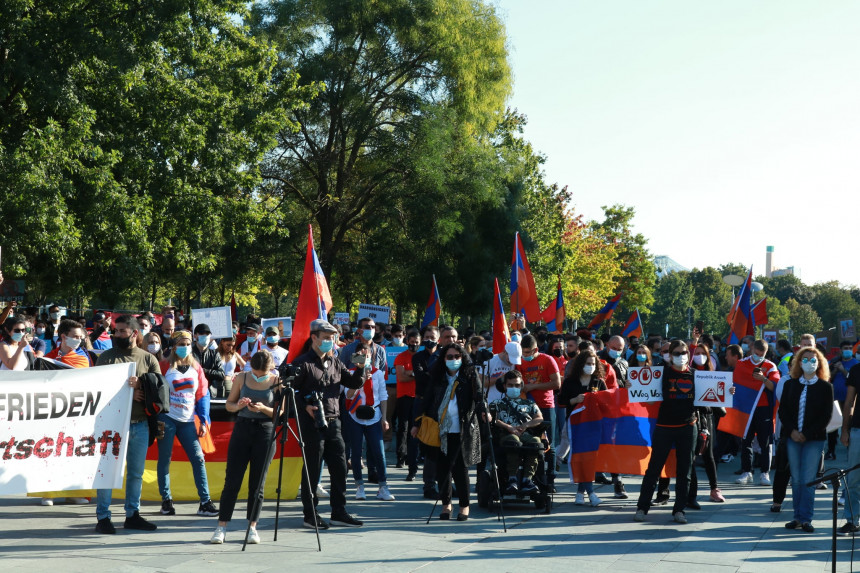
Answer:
[{"left": 242, "top": 376, "right": 322, "bottom": 552}]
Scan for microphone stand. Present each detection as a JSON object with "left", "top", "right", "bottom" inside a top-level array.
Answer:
[{"left": 807, "top": 462, "right": 860, "bottom": 573}]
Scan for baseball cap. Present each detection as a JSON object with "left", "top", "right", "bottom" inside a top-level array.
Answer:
[{"left": 505, "top": 341, "right": 522, "bottom": 365}]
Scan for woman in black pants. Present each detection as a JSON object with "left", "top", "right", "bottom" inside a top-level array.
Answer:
[
  {"left": 210, "top": 350, "right": 278, "bottom": 544},
  {"left": 634, "top": 340, "right": 697, "bottom": 524},
  {"left": 421, "top": 343, "right": 482, "bottom": 521},
  {"left": 688, "top": 343, "right": 726, "bottom": 506}
]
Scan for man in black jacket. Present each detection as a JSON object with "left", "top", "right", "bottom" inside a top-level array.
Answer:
[
  {"left": 410, "top": 325, "right": 441, "bottom": 498},
  {"left": 291, "top": 319, "right": 366, "bottom": 530},
  {"left": 192, "top": 323, "right": 226, "bottom": 397}
]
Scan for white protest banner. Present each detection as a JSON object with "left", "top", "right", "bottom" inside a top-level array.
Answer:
[
  {"left": 357, "top": 303, "right": 391, "bottom": 325},
  {"left": 693, "top": 370, "right": 733, "bottom": 408},
  {"left": 385, "top": 346, "right": 408, "bottom": 385},
  {"left": 261, "top": 317, "right": 292, "bottom": 338},
  {"left": 627, "top": 366, "right": 664, "bottom": 403},
  {"left": 191, "top": 306, "right": 233, "bottom": 339},
  {"left": 0, "top": 363, "right": 135, "bottom": 495},
  {"left": 333, "top": 312, "right": 350, "bottom": 327}
]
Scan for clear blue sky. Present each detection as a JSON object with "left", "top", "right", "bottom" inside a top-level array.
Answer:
[{"left": 495, "top": 0, "right": 860, "bottom": 286}]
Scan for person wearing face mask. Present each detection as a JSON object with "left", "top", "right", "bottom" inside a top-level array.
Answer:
[
  {"left": 564, "top": 335, "right": 580, "bottom": 362},
  {"left": 388, "top": 324, "right": 406, "bottom": 348},
  {"left": 837, "top": 343, "right": 860, "bottom": 535},
  {"left": 648, "top": 338, "right": 664, "bottom": 367},
  {"left": 775, "top": 339, "right": 794, "bottom": 378},
  {"left": 90, "top": 312, "right": 113, "bottom": 351},
  {"left": 596, "top": 335, "right": 629, "bottom": 497},
  {"left": 36, "top": 320, "right": 95, "bottom": 506},
  {"left": 216, "top": 336, "right": 244, "bottom": 397},
  {"left": 489, "top": 370, "right": 544, "bottom": 497},
  {"left": 826, "top": 340, "right": 857, "bottom": 460},
  {"left": 46, "top": 304, "right": 62, "bottom": 342},
  {"left": 419, "top": 342, "right": 483, "bottom": 521},
  {"left": 156, "top": 331, "right": 217, "bottom": 518},
  {"left": 339, "top": 317, "right": 388, "bottom": 371},
  {"left": 560, "top": 349, "right": 607, "bottom": 506},
  {"left": 411, "top": 325, "right": 442, "bottom": 499},
  {"left": 210, "top": 350, "right": 279, "bottom": 544},
  {"left": 159, "top": 316, "right": 176, "bottom": 351},
  {"left": 740, "top": 335, "right": 754, "bottom": 358},
  {"left": 0, "top": 316, "right": 30, "bottom": 370},
  {"left": 94, "top": 315, "right": 164, "bottom": 534},
  {"left": 144, "top": 331, "right": 165, "bottom": 361},
  {"left": 33, "top": 319, "right": 52, "bottom": 355},
  {"left": 715, "top": 344, "right": 744, "bottom": 465},
  {"left": 778, "top": 347, "right": 833, "bottom": 533},
  {"left": 261, "top": 326, "right": 288, "bottom": 369},
  {"left": 688, "top": 343, "right": 726, "bottom": 505},
  {"left": 239, "top": 323, "right": 262, "bottom": 369},
  {"left": 735, "top": 339, "right": 780, "bottom": 487},
  {"left": 634, "top": 340, "right": 697, "bottom": 524},
  {"left": 191, "top": 323, "right": 226, "bottom": 398},
  {"left": 628, "top": 345, "right": 652, "bottom": 367},
  {"left": 394, "top": 329, "right": 421, "bottom": 478},
  {"left": 137, "top": 315, "right": 153, "bottom": 340},
  {"left": 291, "top": 319, "right": 366, "bottom": 530}
]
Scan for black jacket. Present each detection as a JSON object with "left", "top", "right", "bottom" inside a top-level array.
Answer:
[
  {"left": 140, "top": 372, "right": 170, "bottom": 445},
  {"left": 778, "top": 377, "right": 834, "bottom": 442},
  {"left": 423, "top": 363, "right": 483, "bottom": 466},
  {"left": 291, "top": 349, "right": 365, "bottom": 420},
  {"left": 193, "top": 345, "right": 225, "bottom": 390},
  {"left": 559, "top": 374, "right": 606, "bottom": 417}
]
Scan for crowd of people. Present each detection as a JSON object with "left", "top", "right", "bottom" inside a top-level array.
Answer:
[{"left": 4, "top": 298, "right": 860, "bottom": 541}]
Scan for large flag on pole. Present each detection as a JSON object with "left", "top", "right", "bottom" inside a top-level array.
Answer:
[
  {"left": 288, "top": 225, "right": 333, "bottom": 359},
  {"left": 492, "top": 278, "right": 511, "bottom": 353},
  {"left": 587, "top": 293, "right": 622, "bottom": 330},
  {"left": 510, "top": 232, "right": 541, "bottom": 322},
  {"left": 727, "top": 267, "right": 754, "bottom": 344},
  {"left": 752, "top": 297, "right": 768, "bottom": 326},
  {"left": 540, "top": 277, "right": 565, "bottom": 333},
  {"left": 621, "top": 309, "right": 644, "bottom": 339},
  {"left": 420, "top": 275, "right": 442, "bottom": 329}
]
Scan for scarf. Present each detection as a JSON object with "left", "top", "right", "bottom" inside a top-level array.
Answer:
[
  {"left": 798, "top": 376, "right": 818, "bottom": 433},
  {"left": 437, "top": 373, "right": 459, "bottom": 455}
]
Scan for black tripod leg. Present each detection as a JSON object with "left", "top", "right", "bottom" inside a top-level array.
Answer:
[
  {"left": 290, "top": 390, "right": 322, "bottom": 551},
  {"left": 484, "top": 426, "right": 507, "bottom": 532},
  {"left": 272, "top": 420, "right": 288, "bottom": 541}
]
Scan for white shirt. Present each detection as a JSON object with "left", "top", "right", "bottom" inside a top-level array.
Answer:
[
  {"left": 343, "top": 368, "right": 388, "bottom": 425},
  {"left": 486, "top": 354, "right": 515, "bottom": 404},
  {"left": 446, "top": 373, "right": 461, "bottom": 433},
  {"left": 240, "top": 338, "right": 263, "bottom": 371}
]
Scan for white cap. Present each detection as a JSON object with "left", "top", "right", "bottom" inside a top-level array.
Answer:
[{"left": 505, "top": 341, "right": 522, "bottom": 365}]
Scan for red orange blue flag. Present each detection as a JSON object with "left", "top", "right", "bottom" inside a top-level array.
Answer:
[
  {"left": 493, "top": 278, "right": 511, "bottom": 353},
  {"left": 288, "top": 225, "right": 333, "bottom": 359},
  {"left": 540, "top": 277, "right": 565, "bottom": 333},
  {"left": 510, "top": 232, "right": 541, "bottom": 322},
  {"left": 587, "top": 293, "right": 622, "bottom": 330},
  {"left": 727, "top": 267, "right": 754, "bottom": 344},
  {"left": 621, "top": 309, "right": 643, "bottom": 339},
  {"left": 421, "top": 275, "right": 442, "bottom": 329}
]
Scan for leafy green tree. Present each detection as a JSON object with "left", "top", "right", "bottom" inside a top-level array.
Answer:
[
  {"left": 785, "top": 298, "right": 824, "bottom": 338},
  {"left": 809, "top": 281, "right": 860, "bottom": 336}
]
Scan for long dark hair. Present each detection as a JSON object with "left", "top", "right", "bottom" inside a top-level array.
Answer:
[
  {"left": 430, "top": 342, "right": 475, "bottom": 382},
  {"left": 2, "top": 317, "right": 26, "bottom": 344},
  {"left": 569, "top": 349, "right": 606, "bottom": 382}
]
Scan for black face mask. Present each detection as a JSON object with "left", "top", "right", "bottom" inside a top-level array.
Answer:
[
  {"left": 566, "top": 350, "right": 577, "bottom": 359},
  {"left": 423, "top": 340, "right": 437, "bottom": 351},
  {"left": 408, "top": 344, "right": 419, "bottom": 352},
  {"left": 551, "top": 348, "right": 563, "bottom": 358},
  {"left": 113, "top": 336, "right": 131, "bottom": 350}
]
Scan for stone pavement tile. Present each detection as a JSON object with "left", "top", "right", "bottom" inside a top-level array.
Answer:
[{"left": 611, "top": 562, "right": 739, "bottom": 573}]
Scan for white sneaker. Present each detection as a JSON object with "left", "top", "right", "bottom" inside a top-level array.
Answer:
[
  {"left": 355, "top": 484, "right": 366, "bottom": 500},
  {"left": 759, "top": 473, "right": 772, "bottom": 486},
  {"left": 316, "top": 484, "right": 330, "bottom": 498},
  {"left": 634, "top": 509, "right": 646, "bottom": 522},
  {"left": 40, "top": 498, "right": 53, "bottom": 506},
  {"left": 247, "top": 526, "right": 260, "bottom": 544},
  {"left": 588, "top": 492, "right": 602, "bottom": 507},
  {"left": 210, "top": 525, "right": 226, "bottom": 544},
  {"left": 575, "top": 492, "right": 585, "bottom": 505},
  {"left": 377, "top": 485, "right": 395, "bottom": 501},
  {"left": 673, "top": 511, "right": 688, "bottom": 524},
  {"left": 736, "top": 472, "right": 753, "bottom": 485}
]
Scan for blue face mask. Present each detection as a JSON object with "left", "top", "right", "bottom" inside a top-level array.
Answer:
[
  {"left": 506, "top": 386, "right": 521, "bottom": 399},
  {"left": 522, "top": 354, "right": 535, "bottom": 362},
  {"left": 319, "top": 339, "right": 334, "bottom": 353},
  {"left": 11, "top": 332, "right": 24, "bottom": 342},
  {"left": 511, "top": 333, "right": 522, "bottom": 343},
  {"left": 266, "top": 335, "right": 278, "bottom": 344},
  {"left": 197, "top": 334, "right": 210, "bottom": 346},
  {"left": 255, "top": 373, "right": 269, "bottom": 383},
  {"left": 608, "top": 349, "right": 621, "bottom": 360},
  {"left": 741, "top": 343, "right": 749, "bottom": 353},
  {"left": 174, "top": 345, "right": 191, "bottom": 359},
  {"left": 362, "top": 329, "right": 374, "bottom": 341},
  {"left": 843, "top": 349, "right": 853, "bottom": 360},
  {"left": 446, "top": 359, "right": 462, "bottom": 372}
]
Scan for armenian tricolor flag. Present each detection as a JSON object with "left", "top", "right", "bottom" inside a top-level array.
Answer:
[
  {"left": 587, "top": 293, "right": 622, "bottom": 330},
  {"left": 492, "top": 278, "right": 511, "bottom": 353},
  {"left": 510, "top": 232, "right": 541, "bottom": 322},
  {"left": 727, "top": 267, "right": 755, "bottom": 344},
  {"left": 621, "top": 309, "right": 644, "bottom": 339},
  {"left": 288, "top": 225, "right": 334, "bottom": 359},
  {"left": 540, "top": 277, "right": 565, "bottom": 334},
  {"left": 752, "top": 297, "right": 768, "bottom": 326},
  {"left": 421, "top": 275, "right": 442, "bottom": 329},
  {"left": 719, "top": 357, "right": 779, "bottom": 438}
]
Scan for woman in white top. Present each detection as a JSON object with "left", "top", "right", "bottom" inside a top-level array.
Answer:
[
  {"left": 0, "top": 317, "right": 30, "bottom": 370},
  {"left": 217, "top": 337, "right": 245, "bottom": 398}
]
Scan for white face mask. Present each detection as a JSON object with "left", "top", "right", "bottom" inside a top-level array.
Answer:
[
  {"left": 583, "top": 364, "right": 596, "bottom": 375},
  {"left": 64, "top": 336, "right": 82, "bottom": 350},
  {"left": 673, "top": 354, "right": 688, "bottom": 367},
  {"left": 693, "top": 354, "right": 708, "bottom": 366},
  {"left": 801, "top": 359, "right": 818, "bottom": 374},
  {"left": 750, "top": 354, "right": 764, "bottom": 365},
  {"left": 36, "top": 328, "right": 45, "bottom": 336},
  {"left": 147, "top": 343, "right": 161, "bottom": 354},
  {"left": 141, "top": 327, "right": 151, "bottom": 337}
]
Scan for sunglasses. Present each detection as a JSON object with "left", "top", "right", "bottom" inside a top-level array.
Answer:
[
  {"left": 801, "top": 358, "right": 818, "bottom": 364},
  {"left": 445, "top": 354, "right": 462, "bottom": 360},
  {"left": 671, "top": 351, "right": 687, "bottom": 356},
  {"left": 11, "top": 328, "right": 26, "bottom": 333}
]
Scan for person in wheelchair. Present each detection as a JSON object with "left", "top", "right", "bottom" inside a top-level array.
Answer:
[{"left": 488, "top": 370, "right": 545, "bottom": 496}]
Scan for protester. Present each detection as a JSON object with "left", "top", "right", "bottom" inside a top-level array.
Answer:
[
  {"left": 156, "top": 331, "right": 218, "bottom": 518},
  {"left": 217, "top": 336, "right": 245, "bottom": 398},
  {"left": 192, "top": 323, "right": 226, "bottom": 398},
  {"left": 239, "top": 323, "right": 263, "bottom": 370},
  {"left": 262, "top": 326, "right": 288, "bottom": 370},
  {"left": 1, "top": 316, "right": 30, "bottom": 370},
  {"left": 735, "top": 340, "right": 780, "bottom": 486},
  {"left": 411, "top": 325, "right": 442, "bottom": 499},
  {"left": 419, "top": 342, "right": 482, "bottom": 521},
  {"left": 95, "top": 314, "right": 166, "bottom": 534},
  {"left": 394, "top": 328, "right": 421, "bottom": 479},
  {"left": 344, "top": 341, "right": 394, "bottom": 502},
  {"left": 340, "top": 317, "right": 387, "bottom": 370},
  {"left": 559, "top": 349, "right": 607, "bottom": 506},
  {"left": 489, "top": 370, "right": 544, "bottom": 497},
  {"left": 145, "top": 331, "right": 164, "bottom": 361},
  {"left": 634, "top": 340, "right": 697, "bottom": 524},
  {"left": 828, "top": 340, "right": 856, "bottom": 459},
  {"left": 210, "top": 351, "right": 278, "bottom": 544},
  {"left": 778, "top": 346, "right": 833, "bottom": 533},
  {"left": 292, "top": 319, "right": 366, "bottom": 530},
  {"left": 629, "top": 346, "right": 652, "bottom": 367},
  {"left": 90, "top": 312, "right": 113, "bottom": 351},
  {"left": 689, "top": 343, "right": 725, "bottom": 505},
  {"left": 838, "top": 346, "right": 860, "bottom": 535}
]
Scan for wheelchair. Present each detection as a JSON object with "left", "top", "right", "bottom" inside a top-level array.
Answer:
[{"left": 476, "top": 420, "right": 553, "bottom": 514}]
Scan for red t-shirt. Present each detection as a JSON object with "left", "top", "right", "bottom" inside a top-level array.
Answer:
[
  {"left": 393, "top": 351, "right": 416, "bottom": 398},
  {"left": 516, "top": 352, "right": 559, "bottom": 408}
]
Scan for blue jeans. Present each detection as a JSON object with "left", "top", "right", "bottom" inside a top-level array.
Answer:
[
  {"left": 577, "top": 481, "right": 594, "bottom": 494},
  {"left": 787, "top": 438, "right": 825, "bottom": 523},
  {"left": 157, "top": 414, "right": 211, "bottom": 503},
  {"left": 844, "top": 428, "right": 860, "bottom": 525},
  {"left": 344, "top": 415, "right": 387, "bottom": 485},
  {"left": 96, "top": 420, "right": 149, "bottom": 520}
]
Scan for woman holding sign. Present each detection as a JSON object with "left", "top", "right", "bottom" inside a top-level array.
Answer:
[
  {"left": 634, "top": 340, "right": 697, "bottom": 524},
  {"left": 777, "top": 347, "right": 833, "bottom": 533},
  {"left": 689, "top": 343, "right": 724, "bottom": 505}
]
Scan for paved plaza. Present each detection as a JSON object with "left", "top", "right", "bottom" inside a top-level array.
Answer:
[{"left": 2, "top": 450, "right": 859, "bottom": 573}]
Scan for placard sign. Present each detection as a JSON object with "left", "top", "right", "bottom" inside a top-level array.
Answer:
[
  {"left": 261, "top": 317, "right": 292, "bottom": 339},
  {"left": 333, "top": 313, "right": 350, "bottom": 327},
  {"left": 693, "top": 370, "right": 734, "bottom": 408},
  {"left": 627, "top": 366, "right": 664, "bottom": 403},
  {"left": 191, "top": 306, "right": 233, "bottom": 340},
  {"left": 385, "top": 346, "right": 408, "bottom": 385},
  {"left": 357, "top": 304, "right": 391, "bottom": 325}
]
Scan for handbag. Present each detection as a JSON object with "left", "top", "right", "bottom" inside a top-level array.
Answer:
[
  {"left": 417, "top": 381, "right": 459, "bottom": 447},
  {"left": 355, "top": 405, "right": 376, "bottom": 420}
]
